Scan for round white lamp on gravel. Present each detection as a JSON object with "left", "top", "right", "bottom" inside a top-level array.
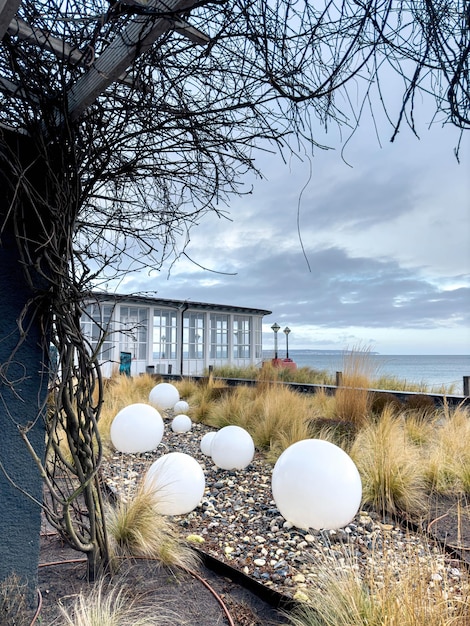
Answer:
[
  {"left": 173, "top": 400, "right": 190, "bottom": 414},
  {"left": 211, "top": 425, "right": 255, "bottom": 470},
  {"left": 149, "top": 382, "right": 180, "bottom": 410},
  {"left": 144, "top": 452, "right": 205, "bottom": 516},
  {"left": 200, "top": 431, "right": 216, "bottom": 456},
  {"left": 271, "top": 439, "right": 362, "bottom": 530},
  {"left": 110, "top": 403, "right": 164, "bottom": 454},
  {"left": 171, "top": 414, "right": 192, "bottom": 433}
]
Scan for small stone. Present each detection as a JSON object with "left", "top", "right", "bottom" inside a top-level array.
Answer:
[
  {"left": 293, "top": 590, "right": 309, "bottom": 602},
  {"left": 292, "top": 573, "right": 306, "bottom": 583},
  {"left": 186, "top": 534, "right": 205, "bottom": 544},
  {"left": 254, "top": 558, "right": 266, "bottom": 566}
]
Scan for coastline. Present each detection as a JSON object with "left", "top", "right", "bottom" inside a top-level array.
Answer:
[{"left": 262, "top": 352, "right": 470, "bottom": 393}]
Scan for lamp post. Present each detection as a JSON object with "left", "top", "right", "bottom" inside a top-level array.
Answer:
[
  {"left": 283, "top": 326, "right": 291, "bottom": 359},
  {"left": 271, "top": 322, "right": 280, "bottom": 360}
]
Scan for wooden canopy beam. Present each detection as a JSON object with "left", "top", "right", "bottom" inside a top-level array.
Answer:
[
  {"left": 67, "top": 0, "right": 199, "bottom": 120},
  {"left": 0, "top": 0, "right": 21, "bottom": 40}
]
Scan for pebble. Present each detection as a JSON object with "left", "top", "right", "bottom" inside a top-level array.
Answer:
[{"left": 102, "top": 420, "right": 470, "bottom": 602}]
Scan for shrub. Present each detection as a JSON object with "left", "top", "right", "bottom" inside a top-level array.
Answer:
[
  {"left": 306, "top": 417, "right": 357, "bottom": 452},
  {"left": 370, "top": 391, "right": 403, "bottom": 415},
  {"left": 404, "top": 394, "right": 437, "bottom": 416}
]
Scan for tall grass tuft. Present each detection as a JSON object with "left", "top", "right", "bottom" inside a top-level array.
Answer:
[
  {"left": 425, "top": 404, "right": 470, "bottom": 494},
  {"left": 58, "top": 578, "right": 175, "bottom": 625},
  {"left": 333, "top": 346, "right": 377, "bottom": 427},
  {"left": 403, "top": 409, "right": 438, "bottom": 447},
  {"left": 205, "top": 384, "right": 256, "bottom": 430},
  {"left": 350, "top": 406, "right": 427, "bottom": 517},
  {"left": 106, "top": 484, "right": 200, "bottom": 571},
  {"left": 174, "top": 377, "right": 199, "bottom": 401},
  {"left": 205, "top": 364, "right": 260, "bottom": 380},
  {"left": 0, "top": 574, "right": 29, "bottom": 625},
  {"left": 184, "top": 377, "right": 230, "bottom": 422},
  {"left": 250, "top": 385, "right": 313, "bottom": 453},
  {"left": 286, "top": 542, "right": 470, "bottom": 626},
  {"left": 209, "top": 363, "right": 335, "bottom": 386}
]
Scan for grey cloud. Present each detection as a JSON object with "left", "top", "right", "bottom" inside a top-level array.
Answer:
[{"left": 126, "top": 243, "right": 469, "bottom": 332}]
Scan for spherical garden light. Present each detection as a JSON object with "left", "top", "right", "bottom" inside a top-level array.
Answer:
[
  {"left": 173, "top": 400, "right": 190, "bottom": 414},
  {"left": 200, "top": 431, "right": 216, "bottom": 456},
  {"left": 149, "top": 382, "right": 180, "bottom": 410},
  {"left": 211, "top": 425, "right": 255, "bottom": 470},
  {"left": 171, "top": 414, "right": 192, "bottom": 433},
  {"left": 144, "top": 452, "right": 205, "bottom": 516},
  {"left": 271, "top": 439, "right": 362, "bottom": 530},
  {"left": 110, "top": 403, "right": 164, "bottom": 453}
]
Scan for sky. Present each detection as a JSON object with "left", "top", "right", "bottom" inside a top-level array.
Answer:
[{"left": 110, "top": 100, "right": 470, "bottom": 356}]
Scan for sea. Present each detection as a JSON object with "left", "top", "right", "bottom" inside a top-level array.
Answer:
[{"left": 262, "top": 351, "right": 470, "bottom": 395}]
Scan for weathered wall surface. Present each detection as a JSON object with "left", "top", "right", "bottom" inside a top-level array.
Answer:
[{"left": 0, "top": 129, "right": 48, "bottom": 601}]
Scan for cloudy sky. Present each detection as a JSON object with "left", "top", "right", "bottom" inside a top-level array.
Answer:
[{"left": 114, "top": 100, "right": 470, "bottom": 356}]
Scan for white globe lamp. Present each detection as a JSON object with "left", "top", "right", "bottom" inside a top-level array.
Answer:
[
  {"left": 110, "top": 403, "right": 164, "bottom": 453},
  {"left": 271, "top": 439, "right": 362, "bottom": 530},
  {"left": 144, "top": 452, "right": 206, "bottom": 516}
]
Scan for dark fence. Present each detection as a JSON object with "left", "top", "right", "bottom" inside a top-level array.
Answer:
[{"left": 160, "top": 373, "right": 470, "bottom": 408}]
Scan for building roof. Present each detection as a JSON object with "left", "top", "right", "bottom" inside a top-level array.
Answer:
[{"left": 87, "top": 291, "right": 272, "bottom": 317}]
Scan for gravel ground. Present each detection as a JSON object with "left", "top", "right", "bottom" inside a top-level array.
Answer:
[{"left": 102, "top": 419, "right": 469, "bottom": 604}]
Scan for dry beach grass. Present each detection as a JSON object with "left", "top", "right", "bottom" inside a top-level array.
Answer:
[
  {"left": 34, "top": 417, "right": 470, "bottom": 625},
  {"left": 7, "top": 366, "right": 470, "bottom": 625}
]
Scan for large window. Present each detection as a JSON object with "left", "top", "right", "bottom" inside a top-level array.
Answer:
[
  {"left": 119, "top": 306, "right": 148, "bottom": 360},
  {"left": 153, "top": 309, "right": 177, "bottom": 359},
  {"left": 184, "top": 312, "right": 204, "bottom": 359},
  {"left": 80, "top": 303, "right": 114, "bottom": 362},
  {"left": 233, "top": 315, "right": 251, "bottom": 359},
  {"left": 210, "top": 314, "right": 228, "bottom": 359},
  {"left": 253, "top": 316, "right": 263, "bottom": 360}
]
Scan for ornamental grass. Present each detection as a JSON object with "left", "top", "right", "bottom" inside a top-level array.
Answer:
[{"left": 285, "top": 540, "right": 470, "bottom": 626}]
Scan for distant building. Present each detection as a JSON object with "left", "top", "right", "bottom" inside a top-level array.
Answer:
[{"left": 81, "top": 292, "right": 272, "bottom": 377}]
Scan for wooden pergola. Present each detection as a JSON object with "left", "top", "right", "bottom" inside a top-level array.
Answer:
[
  {"left": 0, "top": 0, "right": 209, "bottom": 118},
  {"left": 0, "top": 0, "right": 210, "bottom": 598}
]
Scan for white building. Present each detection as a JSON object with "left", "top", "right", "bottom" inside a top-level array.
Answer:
[{"left": 81, "top": 292, "right": 271, "bottom": 377}]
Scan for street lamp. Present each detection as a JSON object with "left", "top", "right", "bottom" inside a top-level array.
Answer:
[
  {"left": 271, "top": 322, "right": 280, "bottom": 359},
  {"left": 283, "top": 326, "right": 291, "bottom": 359}
]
